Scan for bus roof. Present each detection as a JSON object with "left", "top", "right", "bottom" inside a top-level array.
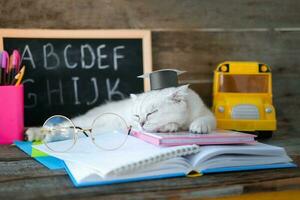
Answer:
[{"left": 216, "top": 61, "right": 270, "bottom": 74}]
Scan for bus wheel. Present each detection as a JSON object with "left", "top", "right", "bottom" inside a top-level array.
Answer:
[{"left": 256, "top": 131, "right": 273, "bottom": 139}]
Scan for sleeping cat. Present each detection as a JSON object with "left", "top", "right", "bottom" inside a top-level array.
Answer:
[{"left": 25, "top": 85, "right": 216, "bottom": 141}]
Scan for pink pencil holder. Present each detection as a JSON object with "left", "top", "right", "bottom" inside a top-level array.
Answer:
[{"left": 0, "top": 85, "right": 24, "bottom": 144}]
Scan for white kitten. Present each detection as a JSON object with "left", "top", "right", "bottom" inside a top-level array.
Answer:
[{"left": 26, "top": 85, "right": 216, "bottom": 141}]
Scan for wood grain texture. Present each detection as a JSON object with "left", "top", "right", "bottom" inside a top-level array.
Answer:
[
  {"left": 0, "top": 1, "right": 299, "bottom": 198},
  {"left": 0, "top": 159, "right": 65, "bottom": 182},
  {"left": 152, "top": 31, "right": 300, "bottom": 75},
  {"left": 210, "top": 190, "right": 300, "bottom": 200},
  {"left": 0, "top": 0, "right": 300, "bottom": 29},
  {"left": 0, "top": 145, "right": 29, "bottom": 161}
]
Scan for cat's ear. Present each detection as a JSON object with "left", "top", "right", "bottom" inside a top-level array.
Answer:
[
  {"left": 130, "top": 94, "right": 138, "bottom": 101},
  {"left": 167, "top": 84, "right": 189, "bottom": 103}
]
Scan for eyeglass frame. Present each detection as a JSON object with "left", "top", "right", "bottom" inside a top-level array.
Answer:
[{"left": 40, "top": 112, "right": 132, "bottom": 152}]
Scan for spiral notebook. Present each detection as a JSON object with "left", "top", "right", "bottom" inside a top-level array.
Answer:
[
  {"left": 33, "top": 133, "right": 200, "bottom": 178},
  {"left": 33, "top": 134, "right": 296, "bottom": 187}
]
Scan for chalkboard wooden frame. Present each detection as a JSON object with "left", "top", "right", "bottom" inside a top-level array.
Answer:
[
  {"left": 0, "top": 29, "right": 152, "bottom": 126},
  {"left": 0, "top": 29, "right": 152, "bottom": 91}
]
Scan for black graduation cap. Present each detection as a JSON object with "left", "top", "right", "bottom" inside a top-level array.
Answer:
[{"left": 138, "top": 69, "right": 185, "bottom": 90}]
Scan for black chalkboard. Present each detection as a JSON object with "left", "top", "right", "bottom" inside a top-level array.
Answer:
[{"left": 0, "top": 29, "right": 152, "bottom": 126}]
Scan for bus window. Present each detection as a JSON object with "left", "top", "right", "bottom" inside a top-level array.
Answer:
[{"left": 219, "top": 74, "right": 269, "bottom": 93}]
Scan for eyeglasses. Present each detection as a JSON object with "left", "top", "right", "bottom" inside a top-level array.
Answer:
[{"left": 40, "top": 113, "right": 131, "bottom": 152}]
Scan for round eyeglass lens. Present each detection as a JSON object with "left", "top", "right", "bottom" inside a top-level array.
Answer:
[
  {"left": 91, "top": 113, "right": 129, "bottom": 150},
  {"left": 42, "top": 115, "right": 76, "bottom": 152}
]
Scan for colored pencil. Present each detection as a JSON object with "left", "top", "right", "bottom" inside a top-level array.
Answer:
[
  {"left": 14, "top": 66, "right": 25, "bottom": 86},
  {"left": 1, "top": 51, "right": 9, "bottom": 85}
]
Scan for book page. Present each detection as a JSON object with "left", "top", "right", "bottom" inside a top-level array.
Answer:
[
  {"left": 197, "top": 154, "right": 292, "bottom": 170},
  {"left": 186, "top": 142, "right": 289, "bottom": 168},
  {"left": 64, "top": 157, "right": 191, "bottom": 185}
]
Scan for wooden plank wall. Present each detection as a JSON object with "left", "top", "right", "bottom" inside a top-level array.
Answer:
[{"left": 0, "top": 0, "right": 299, "bottom": 131}]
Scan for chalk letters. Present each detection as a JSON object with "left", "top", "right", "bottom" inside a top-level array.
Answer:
[
  {"left": 64, "top": 44, "right": 78, "bottom": 69},
  {"left": 46, "top": 79, "right": 64, "bottom": 105},
  {"left": 22, "top": 45, "right": 36, "bottom": 69},
  {"left": 86, "top": 77, "right": 99, "bottom": 105},
  {"left": 23, "top": 79, "right": 37, "bottom": 108},
  {"left": 97, "top": 44, "right": 109, "bottom": 69},
  {"left": 81, "top": 44, "right": 95, "bottom": 69},
  {"left": 106, "top": 78, "right": 125, "bottom": 101},
  {"left": 113, "top": 46, "right": 125, "bottom": 71},
  {"left": 10, "top": 38, "right": 143, "bottom": 127},
  {"left": 72, "top": 77, "right": 81, "bottom": 105},
  {"left": 43, "top": 43, "right": 60, "bottom": 70}
]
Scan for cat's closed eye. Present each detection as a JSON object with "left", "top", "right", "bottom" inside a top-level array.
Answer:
[{"left": 146, "top": 109, "right": 158, "bottom": 119}]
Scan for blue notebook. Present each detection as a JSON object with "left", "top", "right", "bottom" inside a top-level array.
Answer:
[
  {"left": 14, "top": 141, "right": 64, "bottom": 170},
  {"left": 29, "top": 137, "right": 297, "bottom": 187}
]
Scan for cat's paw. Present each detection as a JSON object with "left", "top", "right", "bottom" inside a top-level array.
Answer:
[
  {"left": 25, "top": 127, "right": 44, "bottom": 141},
  {"left": 189, "top": 117, "right": 215, "bottom": 134},
  {"left": 158, "top": 123, "right": 179, "bottom": 132}
]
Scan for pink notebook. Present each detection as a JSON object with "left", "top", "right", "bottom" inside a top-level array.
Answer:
[{"left": 131, "top": 129, "right": 256, "bottom": 146}]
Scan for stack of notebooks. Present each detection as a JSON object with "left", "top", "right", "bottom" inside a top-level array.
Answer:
[{"left": 15, "top": 130, "right": 296, "bottom": 187}]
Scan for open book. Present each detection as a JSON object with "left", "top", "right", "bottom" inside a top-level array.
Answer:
[{"left": 33, "top": 133, "right": 295, "bottom": 187}]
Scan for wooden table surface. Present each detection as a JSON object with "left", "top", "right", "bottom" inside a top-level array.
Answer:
[{"left": 0, "top": 129, "right": 299, "bottom": 200}]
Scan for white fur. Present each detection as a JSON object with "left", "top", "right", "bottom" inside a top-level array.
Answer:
[{"left": 25, "top": 85, "right": 216, "bottom": 141}]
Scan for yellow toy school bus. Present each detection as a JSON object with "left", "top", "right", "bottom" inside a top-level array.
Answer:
[{"left": 212, "top": 61, "right": 276, "bottom": 138}]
